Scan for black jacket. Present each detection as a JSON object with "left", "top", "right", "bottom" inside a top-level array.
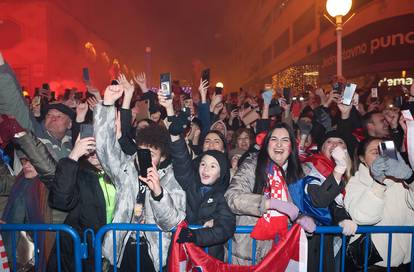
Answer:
[
  {"left": 47, "top": 158, "right": 111, "bottom": 272},
  {"left": 170, "top": 138, "right": 236, "bottom": 261},
  {"left": 307, "top": 173, "right": 351, "bottom": 272}
]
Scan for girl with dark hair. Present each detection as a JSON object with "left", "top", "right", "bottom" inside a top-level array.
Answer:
[
  {"left": 224, "top": 123, "right": 315, "bottom": 265},
  {"left": 345, "top": 137, "right": 414, "bottom": 269}
]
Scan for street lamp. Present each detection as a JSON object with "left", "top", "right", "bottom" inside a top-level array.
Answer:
[{"left": 326, "top": 0, "right": 352, "bottom": 77}]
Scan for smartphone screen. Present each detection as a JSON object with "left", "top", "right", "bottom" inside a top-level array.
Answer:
[
  {"left": 371, "top": 88, "right": 378, "bottom": 98},
  {"left": 201, "top": 69, "right": 210, "bottom": 85},
  {"left": 160, "top": 73, "right": 172, "bottom": 99},
  {"left": 137, "top": 148, "right": 152, "bottom": 178},
  {"left": 82, "top": 67, "right": 90, "bottom": 83},
  {"left": 342, "top": 83, "right": 357, "bottom": 105},
  {"left": 394, "top": 96, "right": 403, "bottom": 108},
  {"left": 283, "top": 87, "right": 291, "bottom": 104},
  {"left": 379, "top": 141, "right": 397, "bottom": 160},
  {"left": 80, "top": 124, "right": 94, "bottom": 139},
  {"left": 215, "top": 87, "right": 223, "bottom": 95}
]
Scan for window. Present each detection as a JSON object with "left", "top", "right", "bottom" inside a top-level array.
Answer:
[
  {"left": 292, "top": 5, "right": 315, "bottom": 43},
  {"left": 273, "top": 29, "right": 289, "bottom": 59}
]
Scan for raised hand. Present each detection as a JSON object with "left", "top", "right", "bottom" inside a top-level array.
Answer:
[
  {"left": 76, "top": 102, "right": 88, "bottom": 123},
  {"left": 279, "top": 98, "right": 290, "bottom": 111},
  {"left": 68, "top": 136, "right": 96, "bottom": 161},
  {"left": 198, "top": 79, "right": 209, "bottom": 103},
  {"left": 139, "top": 164, "right": 162, "bottom": 197},
  {"left": 118, "top": 74, "right": 135, "bottom": 98},
  {"left": 383, "top": 108, "right": 399, "bottom": 129},
  {"left": 133, "top": 72, "right": 148, "bottom": 92},
  {"left": 103, "top": 85, "right": 124, "bottom": 106},
  {"left": 86, "top": 85, "right": 102, "bottom": 100},
  {"left": 87, "top": 97, "right": 99, "bottom": 111},
  {"left": 157, "top": 91, "right": 174, "bottom": 116},
  {"left": 337, "top": 101, "right": 352, "bottom": 120}
]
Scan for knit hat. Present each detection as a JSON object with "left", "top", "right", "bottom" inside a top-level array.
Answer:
[
  {"left": 46, "top": 103, "right": 75, "bottom": 120},
  {"left": 200, "top": 149, "right": 230, "bottom": 191},
  {"left": 317, "top": 130, "right": 348, "bottom": 152}
]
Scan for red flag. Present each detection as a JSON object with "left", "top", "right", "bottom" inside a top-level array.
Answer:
[{"left": 168, "top": 222, "right": 307, "bottom": 272}]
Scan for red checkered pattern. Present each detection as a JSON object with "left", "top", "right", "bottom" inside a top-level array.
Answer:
[
  {"left": 0, "top": 234, "right": 10, "bottom": 271},
  {"left": 263, "top": 167, "right": 288, "bottom": 223}
]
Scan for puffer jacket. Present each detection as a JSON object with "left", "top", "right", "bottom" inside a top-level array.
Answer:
[
  {"left": 94, "top": 104, "right": 186, "bottom": 270},
  {"left": 224, "top": 153, "right": 273, "bottom": 265},
  {"left": 344, "top": 163, "right": 414, "bottom": 267},
  {"left": 170, "top": 137, "right": 235, "bottom": 260}
]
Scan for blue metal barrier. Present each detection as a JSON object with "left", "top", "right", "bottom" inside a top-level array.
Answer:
[
  {"left": 0, "top": 224, "right": 84, "bottom": 272},
  {"left": 4, "top": 224, "right": 412, "bottom": 272},
  {"left": 94, "top": 224, "right": 256, "bottom": 272},
  {"left": 94, "top": 224, "right": 414, "bottom": 272},
  {"left": 315, "top": 226, "right": 414, "bottom": 272}
]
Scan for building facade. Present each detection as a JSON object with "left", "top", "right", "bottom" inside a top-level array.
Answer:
[{"left": 221, "top": 0, "right": 414, "bottom": 93}]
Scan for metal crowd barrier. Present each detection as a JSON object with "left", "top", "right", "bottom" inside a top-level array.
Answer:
[
  {"left": 0, "top": 224, "right": 84, "bottom": 272},
  {"left": 315, "top": 226, "right": 414, "bottom": 272},
  {"left": 1, "top": 224, "right": 414, "bottom": 272}
]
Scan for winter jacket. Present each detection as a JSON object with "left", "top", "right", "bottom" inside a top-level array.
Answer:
[
  {"left": 94, "top": 103, "right": 186, "bottom": 270},
  {"left": 224, "top": 153, "right": 273, "bottom": 265},
  {"left": 301, "top": 161, "right": 352, "bottom": 272},
  {"left": 2, "top": 131, "right": 57, "bottom": 270},
  {"left": 170, "top": 137, "right": 235, "bottom": 260},
  {"left": 0, "top": 62, "right": 33, "bottom": 131},
  {"left": 47, "top": 158, "right": 113, "bottom": 271},
  {"left": 0, "top": 158, "right": 15, "bottom": 214},
  {"left": 344, "top": 163, "right": 414, "bottom": 267}
]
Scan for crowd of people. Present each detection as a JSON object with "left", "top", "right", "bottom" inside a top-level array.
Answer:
[{"left": 1, "top": 50, "right": 414, "bottom": 272}]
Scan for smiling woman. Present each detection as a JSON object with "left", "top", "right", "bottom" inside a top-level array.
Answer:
[{"left": 224, "top": 123, "right": 309, "bottom": 265}]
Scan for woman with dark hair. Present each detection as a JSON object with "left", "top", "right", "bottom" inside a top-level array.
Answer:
[
  {"left": 344, "top": 137, "right": 414, "bottom": 270},
  {"left": 224, "top": 123, "right": 315, "bottom": 265}
]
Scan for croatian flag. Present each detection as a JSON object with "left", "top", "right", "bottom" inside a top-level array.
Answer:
[{"left": 168, "top": 222, "right": 307, "bottom": 272}]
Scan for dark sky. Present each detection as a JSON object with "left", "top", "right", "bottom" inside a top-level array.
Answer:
[{"left": 56, "top": 0, "right": 239, "bottom": 87}]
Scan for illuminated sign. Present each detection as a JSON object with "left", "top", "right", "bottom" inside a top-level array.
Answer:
[{"left": 378, "top": 77, "right": 413, "bottom": 87}]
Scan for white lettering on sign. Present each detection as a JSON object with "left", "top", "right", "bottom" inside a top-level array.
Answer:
[
  {"left": 322, "top": 30, "right": 414, "bottom": 69},
  {"left": 371, "top": 31, "right": 414, "bottom": 54},
  {"left": 378, "top": 77, "right": 414, "bottom": 87}
]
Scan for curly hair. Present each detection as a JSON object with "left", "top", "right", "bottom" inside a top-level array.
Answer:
[{"left": 135, "top": 124, "right": 170, "bottom": 157}]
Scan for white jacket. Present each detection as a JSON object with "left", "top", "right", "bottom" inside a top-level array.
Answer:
[{"left": 344, "top": 163, "right": 414, "bottom": 267}]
